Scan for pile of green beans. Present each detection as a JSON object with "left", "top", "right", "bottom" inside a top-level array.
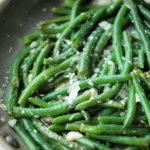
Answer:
[{"left": 6, "top": 0, "right": 150, "bottom": 149}]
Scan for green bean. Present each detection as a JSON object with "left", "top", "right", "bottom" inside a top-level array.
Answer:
[
  {"left": 51, "top": 108, "right": 100, "bottom": 124},
  {"left": 98, "top": 108, "right": 116, "bottom": 117},
  {"left": 28, "top": 97, "right": 64, "bottom": 108},
  {"left": 106, "top": 0, "right": 123, "bottom": 15},
  {"left": 87, "top": 133, "right": 149, "bottom": 147},
  {"left": 18, "top": 54, "right": 80, "bottom": 106},
  {"left": 72, "top": 8, "right": 105, "bottom": 48},
  {"left": 20, "top": 118, "right": 53, "bottom": 150},
  {"left": 49, "top": 124, "right": 66, "bottom": 132},
  {"left": 9, "top": 42, "right": 39, "bottom": 87},
  {"left": 40, "top": 15, "right": 71, "bottom": 25},
  {"left": 23, "top": 31, "right": 42, "bottom": 45},
  {"left": 81, "top": 110, "right": 90, "bottom": 121},
  {"left": 123, "top": 146, "right": 144, "bottom": 150},
  {"left": 15, "top": 90, "right": 91, "bottom": 117},
  {"left": 43, "top": 75, "right": 130, "bottom": 101},
  {"left": 143, "top": 20, "right": 150, "bottom": 29},
  {"left": 122, "top": 31, "right": 133, "bottom": 74},
  {"left": 32, "top": 43, "right": 55, "bottom": 78},
  {"left": 130, "top": 0, "right": 150, "bottom": 68},
  {"left": 98, "top": 101, "right": 124, "bottom": 109},
  {"left": 135, "top": 69, "right": 150, "bottom": 90},
  {"left": 138, "top": 45, "right": 144, "bottom": 69},
  {"left": 75, "top": 83, "right": 123, "bottom": 110},
  {"left": 53, "top": 12, "right": 90, "bottom": 59},
  {"left": 134, "top": 0, "right": 150, "bottom": 9},
  {"left": 132, "top": 72, "right": 150, "bottom": 127},
  {"left": 111, "top": 109, "right": 123, "bottom": 117},
  {"left": 78, "top": 26, "right": 104, "bottom": 79},
  {"left": 39, "top": 67, "right": 77, "bottom": 93},
  {"left": 76, "top": 136, "right": 95, "bottom": 150},
  {"left": 22, "top": 40, "right": 49, "bottom": 87},
  {"left": 11, "top": 120, "right": 39, "bottom": 150},
  {"left": 7, "top": 84, "right": 19, "bottom": 116},
  {"left": 32, "top": 118, "right": 89, "bottom": 150},
  {"left": 50, "top": 140, "right": 70, "bottom": 150},
  {"left": 80, "top": 123, "right": 150, "bottom": 136},
  {"left": 71, "top": 0, "right": 83, "bottom": 21},
  {"left": 113, "top": 4, "right": 128, "bottom": 71},
  {"left": 45, "top": 47, "right": 78, "bottom": 65},
  {"left": 98, "top": 116, "right": 147, "bottom": 125},
  {"left": 39, "top": 22, "right": 70, "bottom": 34},
  {"left": 52, "top": 7, "right": 71, "bottom": 15},
  {"left": 138, "top": 5, "right": 150, "bottom": 22},
  {"left": 123, "top": 81, "right": 136, "bottom": 128},
  {"left": 66, "top": 124, "right": 81, "bottom": 131},
  {"left": 62, "top": 0, "right": 75, "bottom": 8}
]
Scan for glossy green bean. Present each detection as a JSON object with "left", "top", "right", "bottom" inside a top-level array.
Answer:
[
  {"left": 40, "top": 15, "right": 71, "bottom": 25},
  {"left": 53, "top": 12, "right": 90, "bottom": 59},
  {"left": 49, "top": 124, "right": 66, "bottom": 132},
  {"left": 50, "top": 140, "right": 70, "bottom": 150},
  {"left": 135, "top": 69, "right": 150, "bottom": 90},
  {"left": 130, "top": 0, "right": 150, "bottom": 68},
  {"left": 32, "top": 43, "right": 55, "bottom": 78},
  {"left": 43, "top": 75, "right": 130, "bottom": 101},
  {"left": 51, "top": 108, "right": 100, "bottom": 124},
  {"left": 122, "top": 31, "right": 133, "bottom": 74},
  {"left": 138, "top": 45, "right": 144, "bottom": 69},
  {"left": 52, "top": 7, "right": 71, "bottom": 15},
  {"left": 32, "top": 118, "right": 88, "bottom": 150},
  {"left": 39, "top": 22, "right": 70, "bottom": 34},
  {"left": 18, "top": 54, "right": 80, "bottom": 106},
  {"left": 7, "top": 84, "right": 19, "bottom": 116},
  {"left": 20, "top": 118, "right": 53, "bottom": 150},
  {"left": 28, "top": 97, "right": 64, "bottom": 108},
  {"left": 87, "top": 133, "right": 149, "bottom": 147},
  {"left": 75, "top": 83, "right": 123, "bottom": 110},
  {"left": 113, "top": 4, "right": 128, "bottom": 71},
  {"left": 78, "top": 26, "right": 104, "bottom": 79},
  {"left": 123, "top": 81, "right": 136, "bottom": 128},
  {"left": 138, "top": 5, "right": 150, "bottom": 22},
  {"left": 11, "top": 120, "right": 39, "bottom": 150},
  {"left": 132, "top": 73, "right": 150, "bottom": 127},
  {"left": 10, "top": 42, "right": 38, "bottom": 87},
  {"left": 80, "top": 124, "right": 150, "bottom": 136}
]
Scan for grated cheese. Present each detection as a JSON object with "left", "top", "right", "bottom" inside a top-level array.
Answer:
[
  {"left": 8, "top": 119, "right": 17, "bottom": 128},
  {"left": 66, "top": 131, "right": 83, "bottom": 141}
]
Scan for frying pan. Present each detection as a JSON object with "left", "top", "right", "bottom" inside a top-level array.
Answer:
[{"left": 0, "top": 0, "right": 125, "bottom": 149}]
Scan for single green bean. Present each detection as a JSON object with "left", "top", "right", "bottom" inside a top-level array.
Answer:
[
  {"left": 113, "top": 4, "right": 128, "bottom": 71},
  {"left": 75, "top": 83, "right": 123, "bottom": 110},
  {"left": 49, "top": 124, "right": 66, "bottom": 132},
  {"left": 7, "top": 84, "right": 19, "bottom": 116},
  {"left": 138, "top": 45, "right": 144, "bottom": 69},
  {"left": 123, "top": 81, "right": 136, "bottom": 128},
  {"left": 32, "top": 43, "right": 55, "bottom": 78},
  {"left": 51, "top": 108, "right": 100, "bottom": 124},
  {"left": 87, "top": 133, "right": 149, "bottom": 147},
  {"left": 28, "top": 97, "right": 64, "bottom": 108},
  {"left": 122, "top": 31, "right": 133, "bottom": 74},
  {"left": 52, "top": 7, "right": 71, "bottom": 15},
  {"left": 40, "top": 15, "right": 71, "bottom": 25}
]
